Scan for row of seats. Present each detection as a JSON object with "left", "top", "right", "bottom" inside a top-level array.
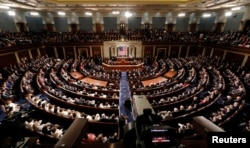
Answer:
[{"left": 0, "top": 54, "right": 248, "bottom": 145}]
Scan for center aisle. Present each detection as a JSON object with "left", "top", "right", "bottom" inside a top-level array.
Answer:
[{"left": 119, "top": 72, "right": 134, "bottom": 122}]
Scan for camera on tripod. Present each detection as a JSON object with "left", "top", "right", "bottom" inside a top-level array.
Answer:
[{"left": 136, "top": 108, "right": 177, "bottom": 148}]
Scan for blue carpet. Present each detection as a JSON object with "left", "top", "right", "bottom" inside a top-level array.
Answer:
[
  {"left": 0, "top": 110, "right": 6, "bottom": 121},
  {"left": 119, "top": 72, "right": 134, "bottom": 122},
  {"left": 0, "top": 97, "right": 31, "bottom": 122}
]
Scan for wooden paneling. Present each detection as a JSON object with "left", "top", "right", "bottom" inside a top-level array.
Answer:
[
  {"left": 246, "top": 56, "right": 250, "bottom": 67},
  {"left": 18, "top": 50, "right": 30, "bottom": 61},
  {"left": 44, "top": 46, "right": 55, "bottom": 58},
  {"left": 170, "top": 46, "right": 179, "bottom": 58},
  {"left": 65, "top": 47, "right": 75, "bottom": 58},
  {"left": 56, "top": 47, "right": 64, "bottom": 59},
  {"left": 180, "top": 46, "right": 187, "bottom": 58},
  {"left": 30, "top": 48, "right": 39, "bottom": 59},
  {"left": 0, "top": 54, "right": 17, "bottom": 67},
  {"left": 77, "top": 47, "right": 90, "bottom": 58},
  {"left": 197, "top": 46, "right": 204, "bottom": 56},
  {"left": 212, "top": 49, "right": 224, "bottom": 58},
  {"left": 204, "top": 47, "right": 212, "bottom": 57},
  {"left": 188, "top": 46, "right": 203, "bottom": 56},
  {"left": 224, "top": 52, "right": 244, "bottom": 66},
  {"left": 39, "top": 47, "right": 48, "bottom": 57},
  {"left": 144, "top": 46, "right": 154, "bottom": 57},
  {"left": 156, "top": 47, "right": 167, "bottom": 58},
  {"left": 92, "top": 46, "right": 101, "bottom": 57}
]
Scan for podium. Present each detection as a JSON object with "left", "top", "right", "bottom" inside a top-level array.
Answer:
[{"left": 102, "top": 62, "right": 144, "bottom": 71}]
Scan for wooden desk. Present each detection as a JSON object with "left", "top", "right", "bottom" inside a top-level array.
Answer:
[
  {"left": 112, "top": 61, "right": 137, "bottom": 65},
  {"left": 80, "top": 77, "right": 108, "bottom": 87},
  {"left": 141, "top": 76, "right": 167, "bottom": 87},
  {"left": 102, "top": 62, "right": 144, "bottom": 71},
  {"left": 70, "top": 72, "right": 84, "bottom": 80},
  {"left": 164, "top": 70, "right": 177, "bottom": 78},
  {"left": 116, "top": 57, "right": 131, "bottom": 61}
]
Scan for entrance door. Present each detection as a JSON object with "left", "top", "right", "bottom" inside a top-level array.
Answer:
[
  {"left": 167, "top": 24, "right": 174, "bottom": 32},
  {"left": 120, "top": 23, "right": 126, "bottom": 34},
  {"left": 46, "top": 23, "right": 54, "bottom": 32},
  {"left": 16, "top": 22, "right": 26, "bottom": 32},
  {"left": 70, "top": 24, "right": 78, "bottom": 32},
  {"left": 214, "top": 22, "right": 224, "bottom": 32},
  {"left": 243, "top": 20, "right": 250, "bottom": 32},
  {"left": 189, "top": 23, "right": 197, "bottom": 32},
  {"left": 95, "top": 23, "right": 102, "bottom": 32}
]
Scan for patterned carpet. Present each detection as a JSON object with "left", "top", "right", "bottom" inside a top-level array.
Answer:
[{"left": 119, "top": 72, "right": 134, "bottom": 122}]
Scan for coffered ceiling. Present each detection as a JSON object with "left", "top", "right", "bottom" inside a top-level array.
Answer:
[{"left": 1, "top": 0, "right": 250, "bottom": 13}]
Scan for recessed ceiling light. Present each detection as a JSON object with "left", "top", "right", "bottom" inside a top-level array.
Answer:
[
  {"left": 8, "top": 10, "right": 15, "bottom": 16},
  {"left": 58, "top": 11, "right": 65, "bottom": 16},
  {"left": 112, "top": 11, "right": 120, "bottom": 15},
  {"left": 203, "top": 13, "right": 211, "bottom": 17},
  {"left": 178, "top": 13, "right": 186, "bottom": 17},
  {"left": 225, "top": 11, "right": 232, "bottom": 16},
  {"left": 125, "top": 11, "right": 132, "bottom": 17},
  {"left": 30, "top": 12, "right": 39, "bottom": 16},
  {"left": 85, "top": 12, "right": 92, "bottom": 16}
]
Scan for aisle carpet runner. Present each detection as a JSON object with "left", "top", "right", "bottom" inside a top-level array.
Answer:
[{"left": 119, "top": 72, "right": 133, "bottom": 122}]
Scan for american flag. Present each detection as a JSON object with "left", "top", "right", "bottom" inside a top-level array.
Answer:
[{"left": 119, "top": 46, "right": 127, "bottom": 57}]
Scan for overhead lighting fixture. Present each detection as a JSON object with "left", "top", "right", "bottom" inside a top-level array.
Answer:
[
  {"left": 0, "top": 5, "right": 10, "bottom": 9},
  {"left": 85, "top": 12, "right": 92, "bottom": 16},
  {"left": 58, "top": 11, "right": 65, "bottom": 16},
  {"left": 178, "top": 13, "right": 186, "bottom": 17},
  {"left": 225, "top": 11, "right": 232, "bottom": 17},
  {"left": 203, "top": 13, "right": 211, "bottom": 18},
  {"left": 8, "top": 11, "right": 15, "bottom": 16},
  {"left": 112, "top": 11, "right": 120, "bottom": 15},
  {"left": 231, "top": 7, "right": 241, "bottom": 11},
  {"left": 125, "top": 11, "right": 132, "bottom": 18},
  {"left": 30, "top": 12, "right": 39, "bottom": 16}
]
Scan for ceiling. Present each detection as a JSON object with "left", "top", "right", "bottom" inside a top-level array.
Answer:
[{"left": 1, "top": 0, "right": 250, "bottom": 13}]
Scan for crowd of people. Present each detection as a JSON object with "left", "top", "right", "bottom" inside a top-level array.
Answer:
[
  {"left": 0, "top": 48, "right": 250, "bottom": 147},
  {"left": 0, "top": 29, "right": 250, "bottom": 48}
]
